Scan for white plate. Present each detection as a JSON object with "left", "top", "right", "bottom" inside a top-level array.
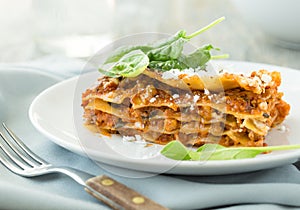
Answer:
[{"left": 29, "top": 60, "right": 300, "bottom": 175}]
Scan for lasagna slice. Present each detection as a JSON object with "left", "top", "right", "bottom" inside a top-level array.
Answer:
[{"left": 82, "top": 68, "right": 290, "bottom": 147}]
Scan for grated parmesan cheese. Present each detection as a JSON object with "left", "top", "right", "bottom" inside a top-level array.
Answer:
[
  {"left": 261, "top": 74, "right": 272, "bottom": 84},
  {"left": 172, "top": 94, "right": 179, "bottom": 99},
  {"left": 259, "top": 102, "right": 268, "bottom": 111},
  {"left": 185, "top": 93, "right": 191, "bottom": 99},
  {"left": 161, "top": 69, "right": 181, "bottom": 80},
  {"left": 134, "top": 122, "right": 143, "bottom": 129},
  {"left": 193, "top": 95, "right": 200, "bottom": 103},
  {"left": 122, "top": 136, "right": 136, "bottom": 142},
  {"left": 204, "top": 88, "right": 210, "bottom": 95},
  {"left": 276, "top": 124, "right": 289, "bottom": 133},
  {"left": 149, "top": 97, "right": 156, "bottom": 103},
  {"left": 161, "top": 67, "right": 205, "bottom": 80},
  {"left": 190, "top": 105, "right": 195, "bottom": 111}
]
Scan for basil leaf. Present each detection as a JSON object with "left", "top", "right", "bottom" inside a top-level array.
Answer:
[
  {"left": 150, "top": 30, "right": 186, "bottom": 49},
  {"left": 196, "top": 143, "right": 225, "bottom": 160},
  {"left": 100, "top": 17, "right": 228, "bottom": 77},
  {"left": 188, "top": 150, "right": 201, "bottom": 161},
  {"left": 180, "top": 44, "right": 215, "bottom": 69},
  {"left": 98, "top": 68, "right": 119, "bottom": 77},
  {"left": 104, "top": 45, "right": 153, "bottom": 64},
  {"left": 146, "top": 31, "right": 189, "bottom": 71},
  {"left": 100, "top": 50, "right": 149, "bottom": 78},
  {"left": 197, "top": 144, "right": 263, "bottom": 160},
  {"left": 148, "top": 60, "right": 188, "bottom": 71},
  {"left": 160, "top": 140, "right": 191, "bottom": 160},
  {"left": 196, "top": 143, "right": 225, "bottom": 152},
  {"left": 160, "top": 141, "right": 300, "bottom": 161},
  {"left": 147, "top": 37, "right": 187, "bottom": 61}
]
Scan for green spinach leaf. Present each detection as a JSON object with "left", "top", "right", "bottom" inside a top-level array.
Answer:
[
  {"left": 100, "top": 17, "right": 227, "bottom": 77},
  {"left": 104, "top": 45, "right": 153, "bottom": 64},
  {"left": 196, "top": 144, "right": 263, "bottom": 160},
  {"left": 100, "top": 50, "right": 149, "bottom": 77},
  {"left": 160, "top": 140, "right": 191, "bottom": 160},
  {"left": 148, "top": 60, "right": 188, "bottom": 71},
  {"left": 147, "top": 35, "right": 186, "bottom": 61},
  {"left": 179, "top": 44, "right": 215, "bottom": 69},
  {"left": 161, "top": 141, "right": 300, "bottom": 161}
]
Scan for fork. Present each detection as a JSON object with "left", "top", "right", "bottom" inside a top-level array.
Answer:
[{"left": 0, "top": 123, "right": 168, "bottom": 210}]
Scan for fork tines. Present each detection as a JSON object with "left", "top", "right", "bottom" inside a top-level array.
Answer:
[{"left": 0, "top": 123, "right": 48, "bottom": 175}]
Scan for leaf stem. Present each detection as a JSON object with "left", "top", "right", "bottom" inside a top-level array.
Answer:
[
  {"left": 211, "top": 54, "right": 230, "bottom": 60},
  {"left": 224, "top": 144, "right": 300, "bottom": 152},
  {"left": 185, "top": 17, "right": 226, "bottom": 39}
]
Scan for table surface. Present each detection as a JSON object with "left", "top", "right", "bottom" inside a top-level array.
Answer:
[{"left": 0, "top": 1, "right": 300, "bottom": 209}]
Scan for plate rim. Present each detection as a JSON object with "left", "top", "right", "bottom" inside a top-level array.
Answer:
[{"left": 0, "top": 65, "right": 63, "bottom": 81}]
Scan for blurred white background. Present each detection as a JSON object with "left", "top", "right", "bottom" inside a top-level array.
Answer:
[
  {"left": 0, "top": 0, "right": 34, "bottom": 62},
  {"left": 0, "top": 0, "right": 300, "bottom": 69}
]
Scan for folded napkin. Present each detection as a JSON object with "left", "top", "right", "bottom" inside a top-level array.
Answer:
[{"left": 1, "top": 56, "right": 299, "bottom": 210}]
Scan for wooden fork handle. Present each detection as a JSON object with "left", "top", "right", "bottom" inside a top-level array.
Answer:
[{"left": 85, "top": 175, "right": 168, "bottom": 210}]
